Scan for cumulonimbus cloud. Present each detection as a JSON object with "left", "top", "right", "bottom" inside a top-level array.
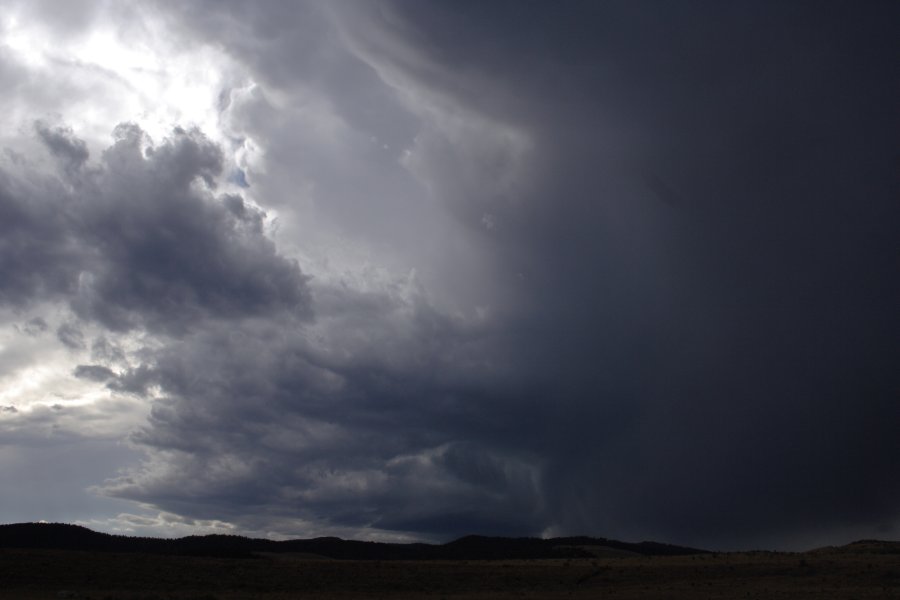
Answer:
[
  {"left": 0, "top": 122, "right": 311, "bottom": 335},
  {"left": 1, "top": 0, "right": 897, "bottom": 550}
]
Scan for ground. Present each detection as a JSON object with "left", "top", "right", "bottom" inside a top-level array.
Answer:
[{"left": 0, "top": 547, "right": 898, "bottom": 599}]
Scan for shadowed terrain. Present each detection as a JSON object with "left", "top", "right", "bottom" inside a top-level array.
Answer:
[
  {"left": 0, "top": 523, "right": 706, "bottom": 560},
  {"left": 0, "top": 524, "right": 897, "bottom": 598}
]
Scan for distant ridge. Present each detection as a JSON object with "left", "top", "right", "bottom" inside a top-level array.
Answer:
[
  {"left": 807, "top": 539, "right": 900, "bottom": 555},
  {"left": 0, "top": 523, "right": 710, "bottom": 560}
]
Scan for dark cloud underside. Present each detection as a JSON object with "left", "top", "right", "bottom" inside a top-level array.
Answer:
[{"left": 0, "top": 0, "right": 896, "bottom": 549}]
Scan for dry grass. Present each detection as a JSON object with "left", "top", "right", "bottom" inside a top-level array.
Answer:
[{"left": 0, "top": 547, "right": 897, "bottom": 599}]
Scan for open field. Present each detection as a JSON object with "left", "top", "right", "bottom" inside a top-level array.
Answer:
[{"left": 1, "top": 547, "right": 898, "bottom": 599}]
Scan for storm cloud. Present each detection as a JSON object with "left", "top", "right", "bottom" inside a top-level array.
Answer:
[
  {"left": 0, "top": 122, "right": 310, "bottom": 333},
  {"left": 0, "top": 0, "right": 897, "bottom": 550}
]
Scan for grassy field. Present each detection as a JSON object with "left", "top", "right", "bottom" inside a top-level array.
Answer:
[{"left": 1, "top": 547, "right": 897, "bottom": 599}]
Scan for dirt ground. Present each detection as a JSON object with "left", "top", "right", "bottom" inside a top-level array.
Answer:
[{"left": 0, "top": 547, "right": 898, "bottom": 599}]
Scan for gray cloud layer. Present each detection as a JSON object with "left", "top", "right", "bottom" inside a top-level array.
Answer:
[
  {"left": 1, "top": 0, "right": 897, "bottom": 549},
  {"left": 320, "top": 0, "right": 898, "bottom": 546},
  {"left": 104, "top": 312, "right": 543, "bottom": 537},
  {"left": 1, "top": 122, "right": 310, "bottom": 334}
]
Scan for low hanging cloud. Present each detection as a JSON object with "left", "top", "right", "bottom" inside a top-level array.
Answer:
[{"left": 101, "top": 290, "right": 545, "bottom": 539}]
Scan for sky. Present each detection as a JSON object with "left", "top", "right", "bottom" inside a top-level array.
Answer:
[{"left": 0, "top": 0, "right": 897, "bottom": 551}]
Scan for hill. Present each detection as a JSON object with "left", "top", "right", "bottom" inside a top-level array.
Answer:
[{"left": 0, "top": 522, "right": 709, "bottom": 560}]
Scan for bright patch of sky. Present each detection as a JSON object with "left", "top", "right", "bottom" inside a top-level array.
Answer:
[{"left": 0, "top": 6, "right": 234, "bottom": 150}]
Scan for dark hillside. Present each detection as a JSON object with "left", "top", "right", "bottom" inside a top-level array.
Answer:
[{"left": 0, "top": 522, "right": 710, "bottom": 560}]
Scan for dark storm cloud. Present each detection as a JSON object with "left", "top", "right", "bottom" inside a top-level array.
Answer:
[
  {"left": 3, "top": 0, "right": 889, "bottom": 549},
  {"left": 0, "top": 122, "right": 311, "bottom": 335},
  {"left": 76, "top": 0, "right": 898, "bottom": 548},
  {"left": 101, "top": 298, "right": 543, "bottom": 538},
  {"left": 331, "top": 0, "right": 899, "bottom": 548},
  {"left": 0, "top": 156, "right": 82, "bottom": 306}
]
